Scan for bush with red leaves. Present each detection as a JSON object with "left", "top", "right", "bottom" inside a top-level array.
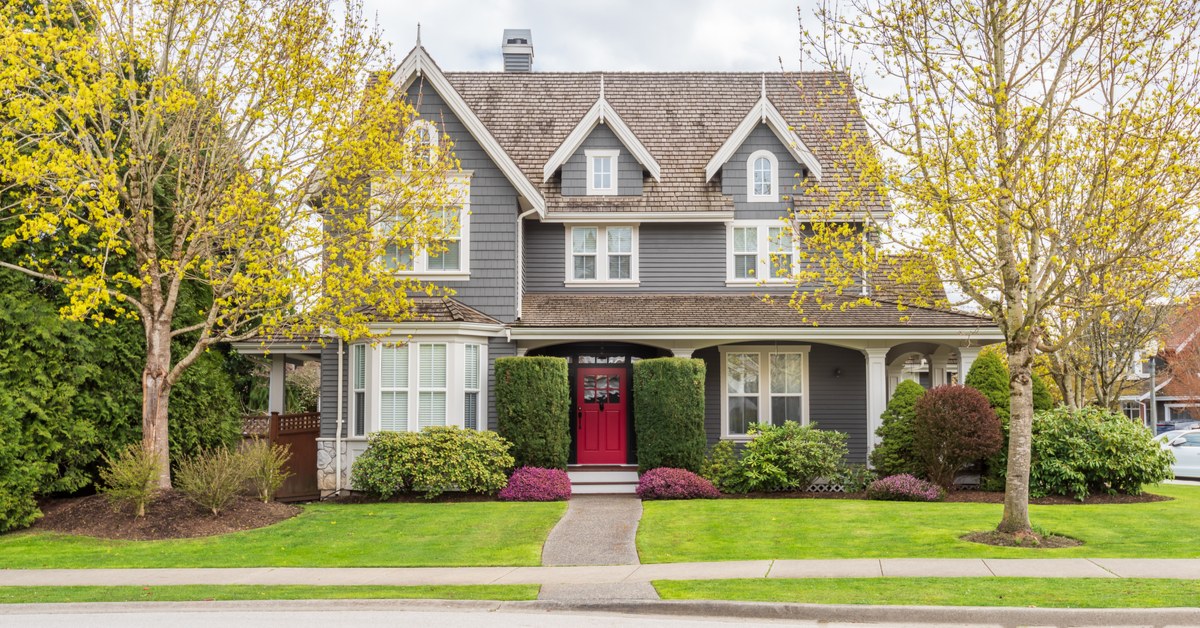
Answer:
[{"left": 913, "top": 385, "right": 1002, "bottom": 489}]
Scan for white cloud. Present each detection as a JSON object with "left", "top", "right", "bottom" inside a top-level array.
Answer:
[{"left": 364, "top": 0, "right": 822, "bottom": 72}]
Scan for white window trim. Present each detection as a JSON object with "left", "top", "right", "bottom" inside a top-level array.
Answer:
[
  {"left": 563, "top": 224, "right": 641, "bottom": 287},
  {"left": 726, "top": 220, "right": 797, "bottom": 286},
  {"left": 351, "top": 343, "right": 369, "bottom": 437},
  {"left": 388, "top": 172, "right": 473, "bottom": 282},
  {"left": 585, "top": 149, "right": 620, "bottom": 196},
  {"left": 418, "top": 343, "right": 449, "bottom": 429},
  {"left": 718, "top": 345, "right": 811, "bottom": 441},
  {"left": 746, "top": 150, "right": 779, "bottom": 203},
  {"left": 411, "top": 119, "right": 439, "bottom": 162}
]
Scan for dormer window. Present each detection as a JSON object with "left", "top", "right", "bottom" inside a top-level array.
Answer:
[
  {"left": 586, "top": 149, "right": 619, "bottom": 195},
  {"left": 747, "top": 150, "right": 778, "bottom": 203}
]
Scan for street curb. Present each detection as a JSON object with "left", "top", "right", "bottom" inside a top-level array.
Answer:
[{"left": 2, "top": 596, "right": 1199, "bottom": 626}]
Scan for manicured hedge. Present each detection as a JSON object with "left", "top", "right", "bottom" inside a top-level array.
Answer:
[
  {"left": 633, "top": 358, "right": 707, "bottom": 474},
  {"left": 494, "top": 357, "right": 570, "bottom": 470},
  {"left": 351, "top": 426, "right": 514, "bottom": 499}
]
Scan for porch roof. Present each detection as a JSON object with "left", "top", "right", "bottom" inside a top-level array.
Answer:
[{"left": 515, "top": 293, "right": 993, "bottom": 329}]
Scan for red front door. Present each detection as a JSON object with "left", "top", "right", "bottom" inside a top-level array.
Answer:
[{"left": 577, "top": 368, "right": 627, "bottom": 464}]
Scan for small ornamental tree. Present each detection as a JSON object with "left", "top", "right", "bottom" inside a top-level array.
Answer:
[
  {"left": 912, "top": 385, "right": 1003, "bottom": 489},
  {"left": 870, "top": 380, "right": 926, "bottom": 477},
  {"left": 495, "top": 357, "right": 570, "bottom": 470},
  {"left": 633, "top": 358, "right": 707, "bottom": 473}
]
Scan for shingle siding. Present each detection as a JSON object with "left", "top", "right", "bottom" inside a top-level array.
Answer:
[
  {"left": 320, "top": 342, "right": 349, "bottom": 438},
  {"left": 560, "top": 123, "right": 643, "bottom": 196},
  {"left": 723, "top": 122, "right": 807, "bottom": 220}
]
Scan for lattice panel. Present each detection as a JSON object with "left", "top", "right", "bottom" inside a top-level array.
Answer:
[
  {"left": 279, "top": 412, "right": 321, "bottom": 434},
  {"left": 806, "top": 483, "right": 846, "bottom": 493},
  {"left": 242, "top": 415, "right": 269, "bottom": 436}
]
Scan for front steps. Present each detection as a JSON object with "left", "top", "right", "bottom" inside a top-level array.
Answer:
[{"left": 567, "top": 465, "right": 639, "bottom": 494}]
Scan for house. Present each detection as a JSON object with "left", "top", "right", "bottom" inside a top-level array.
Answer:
[
  {"left": 1120, "top": 303, "right": 1200, "bottom": 432},
  {"left": 236, "top": 30, "right": 1001, "bottom": 494}
]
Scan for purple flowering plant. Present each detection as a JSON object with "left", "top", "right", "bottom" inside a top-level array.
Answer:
[
  {"left": 865, "top": 474, "right": 946, "bottom": 502},
  {"left": 636, "top": 467, "right": 721, "bottom": 500},
  {"left": 498, "top": 466, "right": 572, "bottom": 502}
]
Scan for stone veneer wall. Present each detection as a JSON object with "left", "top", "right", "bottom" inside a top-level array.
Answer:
[{"left": 317, "top": 440, "right": 351, "bottom": 493}]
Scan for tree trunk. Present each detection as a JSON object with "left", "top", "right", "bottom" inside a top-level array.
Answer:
[
  {"left": 998, "top": 341, "right": 1036, "bottom": 534},
  {"left": 143, "top": 320, "right": 173, "bottom": 489}
]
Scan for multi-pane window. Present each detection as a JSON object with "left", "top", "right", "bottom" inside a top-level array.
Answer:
[
  {"left": 418, "top": 343, "right": 448, "bottom": 428},
  {"left": 770, "top": 353, "right": 803, "bottom": 426},
  {"left": 352, "top": 344, "right": 366, "bottom": 436},
  {"left": 464, "top": 344, "right": 480, "bottom": 430},
  {"left": 384, "top": 244, "right": 413, "bottom": 271},
  {"left": 379, "top": 344, "right": 409, "bottom": 432},
  {"left": 733, "top": 227, "right": 758, "bottom": 279},
  {"left": 593, "top": 156, "right": 612, "bottom": 190},
  {"left": 768, "top": 227, "right": 793, "bottom": 278},
  {"left": 573, "top": 227, "right": 597, "bottom": 280},
  {"left": 608, "top": 227, "right": 632, "bottom": 280},
  {"left": 754, "top": 157, "right": 772, "bottom": 196},
  {"left": 426, "top": 207, "right": 460, "bottom": 271},
  {"left": 726, "top": 353, "right": 760, "bottom": 436}
]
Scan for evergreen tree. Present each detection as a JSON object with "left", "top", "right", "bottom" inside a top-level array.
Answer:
[
  {"left": 870, "top": 380, "right": 927, "bottom": 477},
  {"left": 965, "top": 351, "right": 1010, "bottom": 422},
  {"left": 1032, "top": 373, "right": 1054, "bottom": 412}
]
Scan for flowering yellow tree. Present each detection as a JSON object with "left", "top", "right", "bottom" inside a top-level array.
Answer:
[
  {"left": 787, "top": 0, "right": 1200, "bottom": 533},
  {"left": 0, "top": 0, "right": 461, "bottom": 486}
]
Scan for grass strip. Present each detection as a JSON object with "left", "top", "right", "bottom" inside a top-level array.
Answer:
[
  {"left": 638, "top": 483, "right": 1200, "bottom": 561},
  {"left": 653, "top": 577, "right": 1200, "bottom": 608},
  {"left": 0, "top": 584, "right": 540, "bottom": 604},
  {"left": 0, "top": 501, "right": 566, "bottom": 569}
]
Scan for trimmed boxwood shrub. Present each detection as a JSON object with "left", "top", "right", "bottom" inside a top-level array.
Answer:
[
  {"left": 636, "top": 468, "right": 720, "bottom": 500},
  {"left": 740, "top": 421, "right": 848, "bottom": 493},
  {"left": 499, "top": 467, "right": 572, "bottom": 502},
  {"left": 351, "top": 426, "right": 514, "bottom": 499},
  {"left": 633, "top": 358, "right": 707, "bottom": 474},
  {"left": 869, "top": 380, "right": 925, "bottom": 478},
  {"left": 494, "top": 357, "right": 570, "bottom": 470},
  {"left": 912, "top": 385, "right": 1002, "bottom": 489},
  {"left": 866, "top": 474, "right": 946, "bottom": 502},
  {"left": 1031, "top": 406, "right": 1173, "bottom": 500}
]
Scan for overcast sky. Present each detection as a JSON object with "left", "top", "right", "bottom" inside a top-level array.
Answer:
[{"left": 362, "top": 0, "right": 823, "bottom": 72}]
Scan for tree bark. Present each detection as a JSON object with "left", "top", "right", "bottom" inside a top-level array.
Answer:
[
  {"left": 999, "top": 341, "right": 1036, "bottom": 534},
  {"left": 142, "top": 319, "right": 173, "bottom": 489}
]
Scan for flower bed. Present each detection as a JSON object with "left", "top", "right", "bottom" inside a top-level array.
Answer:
[
  {"left": 498, "top": 467, "right": 572, "bottom": 502},
  {"left": 636, "top": 468, "right": 720, "bottom": 500}
]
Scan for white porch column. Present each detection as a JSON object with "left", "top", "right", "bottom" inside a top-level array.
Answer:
[
  {"left": 268, "top": 353, "right": 287, "bottom": 414},
  {"left": 886, "top": 359, "right": 906, "bottom": 400},
  {"left": 864, "top": 348, "right": 890, "bottom": 454},
  {"left": 929, "top": 347, "right": 954, "bottom": 388},
  {"left": 956, "top": 347, "right": 981, "bottom": 383},
  {"left": 672, "top": 349, "right": 695, "bottom": 359}
]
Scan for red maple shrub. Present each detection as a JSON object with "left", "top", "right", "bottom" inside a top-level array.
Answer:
[{"left": 912, "top": 385, "right": 1002, "bottom": 489}]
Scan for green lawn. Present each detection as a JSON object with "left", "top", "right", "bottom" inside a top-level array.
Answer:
[
  {"left": 638, "top": 483, "right": 1200, "bottom": 562},
  {"left": 0, "top": 584, "right": 539, "bottom": 604},
  {"left": 0, "top": 501, "right": 565, "bottom": 569},
  {"left": 654, "top": 577, "right": 1200, "bottom": 608}
]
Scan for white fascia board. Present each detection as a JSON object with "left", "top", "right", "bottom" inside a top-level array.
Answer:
[
  {"left": 369, "top": 321, "right": 507, "bottom": 338},
  {"left": 1138, "top": 378, "right": 1176, "bottom": 400},
  {"left": 508, "top": 326, "right": 1004, "bottom": 342},
  {"left": 704, "top": 96, "right": 822, "bottom": 182},
  {"left": 542, "top": 211, "right": 735, "bottom": 223},
  {"left": 229, "top": 342, "right": 325, "bottom": 357},
  {"left": 543, "top": 99, "right": 661, "bottom": 183},
  {"left": 392, "top": 47, "right": 546, "bottom": 217}
]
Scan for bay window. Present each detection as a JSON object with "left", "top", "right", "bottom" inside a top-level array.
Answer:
[
  {"left": 418, "top": 343, "right": 448, "bottom": 428},
  {"left": 464, "top": 344, "right": 481, "bottom": 430},
  {"left": 352, "top": 344, "right": 367, "bottom": 436}
]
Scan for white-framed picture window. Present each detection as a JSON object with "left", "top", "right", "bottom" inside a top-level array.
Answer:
[
  {"left": 352, "top": 344, "right": 367, "bottom": 436},
  {"left": 719, "top": 345, "right": 810, "bottom": 440},
  {"left": 585, "top": 149, "right": 620, "bottom": 195},
  {"left": 464, "top": 344, "right": 481, "bottom": 430},
  {"left": 379, "top": 344, "right": 409, "bottom": 432},
  {"left": 727, "top": 221, "right": 796, "bottom": 285},
  {"left": 418, "top": 343, "right": 448, "bottom": 428},
  {"left": 564, "top": 224, "right": 639, "bottom": 286},
  {"left": 746, "top": 150, "right": 778, "bottom": 203}
]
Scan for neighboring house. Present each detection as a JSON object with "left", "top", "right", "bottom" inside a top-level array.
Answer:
[
  {"left": 236, "top": 30, "right": 1001, "bottom": 494},
  {"left": 1121, "top": 304, "right": 1200, "bottom": 431}
]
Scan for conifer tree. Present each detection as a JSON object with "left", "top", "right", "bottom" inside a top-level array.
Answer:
[{"left": 870, "top": 380, "right": 926, "bottom": 477}]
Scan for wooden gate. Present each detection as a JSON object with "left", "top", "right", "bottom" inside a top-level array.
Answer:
[{"left": 242, "top": 412, "right": 321, "bottom": 502}]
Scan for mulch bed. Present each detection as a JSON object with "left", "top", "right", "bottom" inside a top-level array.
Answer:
[
  {"left": 962, "top": 530, "right": 1084, "bottom": 548},
  {"left": 718, "top": 489, "right": 1172, "bottom": 505},
  {"left": 32, "top": 490, "right": 302, "bottom": 541}
]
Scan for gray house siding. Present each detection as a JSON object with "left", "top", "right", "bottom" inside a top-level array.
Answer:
[
  {"left": 722, "top": 123, "right": 806, "bottom": 220},
  {"left": 406, "top": 80, "right": 519, "bottom": 322},
  {"left": 561, "top": 123, "right": 643, "bottom": 196},
  {"left": 487, "top": 337, "right": 517, "bottom": 430},
  {"left": 319, "top": 342, "right": 349, "bottom": 439},
  {"left": 698, "top": 342, "right": 869, "bottom": 463}
]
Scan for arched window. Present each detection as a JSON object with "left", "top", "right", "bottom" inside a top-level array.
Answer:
[
  {"left": 746, "top": 150, "right": 779, "bottom": 202},
  {"left": 411, "top": 119, "right": 438, "bottom": 161}
]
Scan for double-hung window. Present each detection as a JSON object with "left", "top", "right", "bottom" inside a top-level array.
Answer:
[
  {"left": 381, "top": 173, "right": 472, "bottom": 279},
  {"left": 733, "top": 227, "right": 757, "bottom": 279},
  {"left": 585, "top": 149, "right": 619, "bottom": 195},
  {"left": 464, "top": 344, "right": 481, "bottom": 430},
  {"left": 567, "top": 225, "right": 638, "bottom": 285},
  {"left": 768, "top": 227, "right": 793, "bottom": 278},
  {"left": 720, "top": 346, "right": 810, "bottom": 439},
  {"left": 352, "top": 344, "right": 367, "bottom": 436},
  {"left": 426, "top": 207, "right": 461, "bottom": 272},
  {"left": 418, "top": 343, "right": 448, "bottom": 428},
  {"left": 729, "top": 221, "right": 796, "bottom": 284},
  {"left": 379, "top": 344, "right": 409, "bottom": 432}
]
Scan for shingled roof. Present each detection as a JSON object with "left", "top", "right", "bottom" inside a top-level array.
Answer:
[
  {"left": 515, "top": 294, "right": 991, "bottom": 328},
  {"left": 441, "top": 71, "right": 882, "bottom": 215},
  {"left": 363, "top": 296, "right": 502, "bottom": 325}
]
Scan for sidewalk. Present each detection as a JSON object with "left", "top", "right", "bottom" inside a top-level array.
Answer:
[{"left": 4, "top": 558, "right": 1200, "bottom": 586}]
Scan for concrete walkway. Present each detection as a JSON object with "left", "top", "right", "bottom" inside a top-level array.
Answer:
[
  {"left": 6, "top": 558, "right": 1200, "bottom": 587},
  {"left": 538, "top": 495, "right": 654, "bottom": 601}
]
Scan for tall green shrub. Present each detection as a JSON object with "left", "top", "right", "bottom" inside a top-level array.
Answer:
[
  {"left": 633, "top": 358, "right": 707, "bottom": 473},
  {"left": 495, "top": 357, "right": 570, "bottom": 470},
  {"left": 352, "top": 426, "right": 514, "bottom": 499},
  {"left": 0, "top": 409, "right": 46, "bottom": 531},
  {"left": 870, "top": 380, "right": 926, "bottom": 477},
  {"left": 1032, "top": 373, "right": 1054, "bottom": 411},
  {"left": 740, "top": 422, "right": 848, "bottom": 493}
]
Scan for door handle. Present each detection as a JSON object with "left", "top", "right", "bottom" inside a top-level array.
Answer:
[
  {"left": 599, "top": 402, "right": 605, "bottom": 411},
  {"left": 577, "top": 406, "right": 582, "bottom": 427}
]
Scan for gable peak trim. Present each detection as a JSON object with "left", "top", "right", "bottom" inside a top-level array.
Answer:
[
  {"left": 542, "top": 76, "right": 662, "bottom": 183},
  {"left": 704, "top": 94, "right": 823, "bottom": 183}
]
